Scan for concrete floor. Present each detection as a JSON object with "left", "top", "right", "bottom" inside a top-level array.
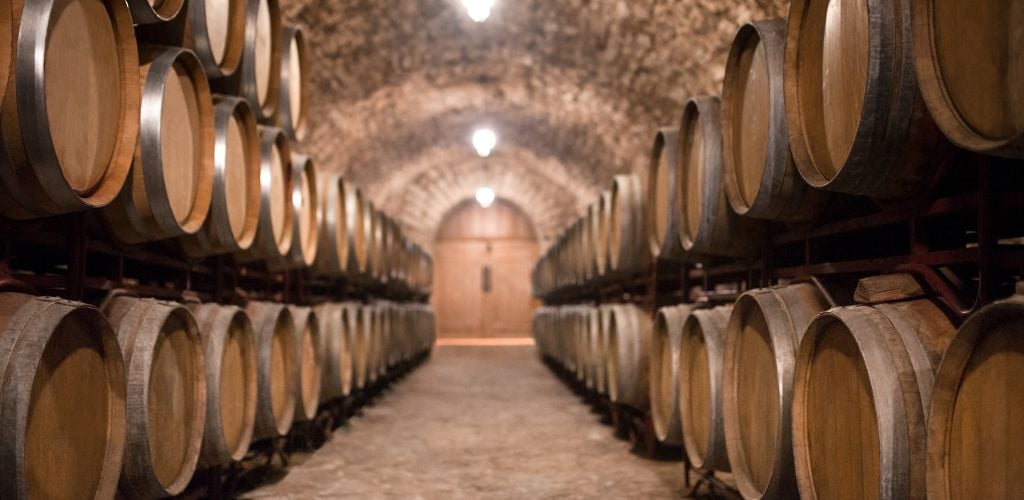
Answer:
[{"left": 246, "top": 345, "right": 687, "bottom": 499}]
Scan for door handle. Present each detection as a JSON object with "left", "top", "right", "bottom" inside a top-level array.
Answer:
[{"left": 482, "top": 265, "right": 491, "bottom": 293}]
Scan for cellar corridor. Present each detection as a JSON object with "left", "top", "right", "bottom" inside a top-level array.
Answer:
[{"left": 247, "top": 346, "right": 683, "bottom": 499}]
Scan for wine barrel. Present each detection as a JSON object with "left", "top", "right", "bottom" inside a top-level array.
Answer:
[
  {"left": 103, "top": 46, "right": 214, "bottom": 244},
  {"left": 187, "top": 303, "right": 257, "bottom": 467},
  {"left": 679, "top": 305, "right": 733, "bottom": 472},
  {"left": 101, "top": 294, "right": 205, "bottom": 498},
  {"left": 785, "top": 0, "right": 950, "bottom": 201},
  {"left": 646, "top": 127, "right": 685, "bottom": 260},
  {"left": 127, "top": 0, "right": 183, "bottom": 24},
  {"left": 287, "top": 306, "right": 321, "bottom": 422},
  {"left": 677, "top": 96, "right": 763, "bottom": 259},
  {"left": 596, "top": 191, "right": 613, "bottom": 277},
  {"left": 608, "top": 174, "right": 649, "bottom": 275},
  {"left": 180, "top": 94, "right": 261, "bottom": 257},
  {"left": 594, "top": 305, "right": 612, "bottom": 395},
  {"left": 237, "top": 126, "right": 293, "bottom": 262},
  {"left": 913, "top": 1, "right": 1024, "bottom": 157},
  {"left": 722, "top": 19, "right": 828, "bottom": 226},
  {"left": 245, "top": 301, "right": 296, "bottom": 439},
  {"left": 0, "top": 294, "right": 125, "bottom": 500},
  {"left": 362, "top": 199, "right": 379, "bottom": 279},
  {"left": 793, "top": 275, "right": 956, "bottom": 500},
  {"left": 238, "top": 0, "right": 281, "bottom": 121},
  {"left": 314, "top": 174, "right": 347, "bottom": 276},
  {"left": 0, "top": 0, "right": 139, "bottom": 219},
  {"left": 928, "top": 295, "right": 1024, "bottom": 499},
  {"left": 584, "top": 306, "right": 602, "bottom": 390},
  {"left": 0, "top": 1, "right": 10, "bottom": 108},
  {"left": 722, "top": 282, "right": 832, "bottom": 499},
  {"left": 187, "top": 0, "right": 247, "bottom": 78},
  {"left": 365, "top": 304, "right": 382, "bottom": 384},
  {"left": 268, "top": 153, "right": 319, "bottom": 270},
  {"left": 313, "top": 302, "right": 353, "bottom": 400},
  {"left": 351, "top": 303, "right": 370, "bottom": 390},
  {"left": 278, "top": 25, "right": 308, "bottom": 140},
  {"left": 606, "top": 304, "right": 653, "bottom": 410},
  {"left": 649, "top": 304, "right": 695, "bottom": 445}
]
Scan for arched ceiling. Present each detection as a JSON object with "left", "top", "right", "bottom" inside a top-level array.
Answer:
[{"left": 280, "top": 0, "right": 788, "bottom": 246}]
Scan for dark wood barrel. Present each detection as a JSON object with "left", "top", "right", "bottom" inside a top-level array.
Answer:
[
  {"left": 127, "top": 0, "right": 184, "bottom": 24},
  {"left": 0, "top": 293, "right": 125, "bottom": 500},
  {"left": 186, "top": 0, "right": 247, "bottom": 79},
  {"left": 353, "top": 304, "right": 372, "bottom": 389},
  {"left": 187, "top": 303, "right": 257, "bottom": 467},
  {"left": 180, "top": 94, "right": 261, "bottom": 257},
  {"left": 268, "top": 153, "right": 319, "bottom": 270},
  {"left": 0, "top": 0, "right": 10, "bottom": 108},
  {"left": 913, "top": 0, "right": 1024, "bottom": 157},
  {"left": 785, "top": 0, "right": 950, "bottom": 201},
  {"left": 722, "top": 282, "right": 832, "bottom": 499},
  {"left": 278, "top": 25, "right": 308, "bottom": 141},
  {"left": 313, "top": 302, "right": 352, "bottom": 400},
  {"left": 101, "top": 294, "right": 205, "bottom": 498},
  {"left": 0, "top": 0, "right": 139, "bottom": 219},
  {"left": 288, "top": 306, "right": 322, "bottom": 422},
  {"left": 103, "top": 46, "right": 215, "bottom": 244},
  {"left": 596, "top": 191, "right": 613, "bottom": 277},
  {"left": 609, "top": 174, "right": 649, "bottom": 275},
  {"left": 680, "top": 305, "right": 733, "bottom": 472},
  {"left": 245, "top": 301, "right": 296, "bottom": 440},
  {"left": 722, "top": 19, "right": 828, "bottom": 226},
  {"left": 677, "top": 96, "right": 763, "bottom": 259},
  {"left": 928, "top": 295, "right": 1024, "bottom": 499},
  {"left": 606, "top": 304, "right": 653, "bottom": 410},
  {"left": 237, "top": 126, "right": 293, "bottom": 262},
  {"left": 793, "top": 275, "right": 956, "bottom": 500},
  {"left": 646, "top": 127, "right": 685, "bottom": 260},
  {"left": 361, "top": 199, "right": 379, "bottom": 279},
  {"left": 649, "top": 304, "right": 694, "bottom": 445},
  {"left": 595, "top": 305, "right": 612, "bottom": 395}
]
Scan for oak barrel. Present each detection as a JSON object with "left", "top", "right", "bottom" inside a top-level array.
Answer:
[
  {"left": 0, "top": 0, "right": 10, "bottom": 109},
  {"left": 180, "top": 94, "right": 261, "bottom": 257},
  {"left": 101, "top": 294, "right": 205, "bottom": 498},
  {"left": 649, "top": 304, "right": 694, "bottom": 445},
  {"left": 268, "top": 152, "right": 319, "bottom": 270},
  {"left": 187, "top": 303, "right": 257, "bottom": 467},
  {"left": 313, "top": 302, "right": 353, "bottom": 400},
  {"left": 721, "top": 282, "right": 832, "bottom": 499},
  {"left": 606, "top": 304, "right": 653, "bottom": 410},
  {"left": 187, "top": 0, "right": 246, "bottom": 78},
  {"left": 238, "top": 0, "right": 280, "bottom": 120},
  {"left": 313, "top": 174, "right": 349, "bottom": 276},
  {"left": 103, "top": 46, "right": 215, "bottom": 244},
  {"left": 912, "top": 0, "right": 1024, "bottom": 157},
  {"left": 0, "top": 0, "right": 139, "bottom": 219},
  {"left": 127, "top": 0, "right": 183, "bottom": 24},
  {"left": 237, "top": 126, "right": 293, "bottom": 262},
  {"left": 596, "top": 191, "right": 613, "bottom": 277},
  {"left": 245, "top": 301, "right": 296, "bottom": 439},
  {"left": 608, "top": 174, "right": 649, "bottom": 275},
  {"left": 288, "top": 306, "right": 321, "bottom": 422},
  {"left": 927, "top": 295, "right": 1024, "bottom": 499},
  {"left": 722, "top": 19, "right": 828, "bottom": 226},
  {"left": 646, "top": 127, "right": 684, "bottom": 260},
  {"left": 785, "top": 0, "right": 950, "bottom": 200},
  {"left": 0, "top": 294, "right": 125, "bottom": 500},
  {"left": 278, "top": 25, "right": 308, "bottom": 140},
  {"left": 677, "top": 96, "right": 763, "bottom": 259},
  {"left": 679, "top": 305, "right": 733, "bottom": 471}
]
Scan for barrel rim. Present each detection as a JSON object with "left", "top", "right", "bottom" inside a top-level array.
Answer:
[
  {"left": 278, "top": 25, "right": 308, "bottom": 141},
  {"left": 187, "top": 0, "right": 247, "bottom": 77},
  {"left": 241, "top": 0, "right": 282, "bottom": 120},
  {"left": 127, "top": 0, "right": 185, "bottom": 24}
]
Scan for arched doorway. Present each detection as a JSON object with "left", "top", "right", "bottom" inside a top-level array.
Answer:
[{"left": 432, "top": 199, "right": 539, "bottom": 338}]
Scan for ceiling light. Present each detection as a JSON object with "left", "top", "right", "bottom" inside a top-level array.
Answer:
[
  {"left": 472, "top": 128, "right": 497, "bottom": 157},
  {"left": 476, "top": 187, "right": 495, "bottom": 208},
  {"left": 461, "top": 0, "right": 494, "bottom": 22}
]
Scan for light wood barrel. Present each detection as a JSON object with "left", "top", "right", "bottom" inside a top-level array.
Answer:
[
  {"left": 101, "top": 295, "right": 205, "bottom": 498},
  {"left": 103, "top": 46, "right": 214, "bottom": 244},
  {"left": 722, "top": 282, "right": 831, "bottom": 499},
  {"left": 364, "top": 304, "right": 382, "bottom": 384},
  {"left": 928, "top": 295, "right": 1024, "bottom": 499},
  {"left": 287, "top": 306, "right": 321, "bottom": 422},
  {"left": 0, "top": 294, "right": 125, "bottom": 500},
  {"left": 313, "top": 302, "right": 353, "bottom": 400},
  {"left": 785, "top": 0, "right": 950, "bottom": 200},
  {"left": 313, "top": 174, "right": 348, "bottom": 276},
  {"left": 349, "top": 185, "right": 368, "bottom": 274},
  {"left": 677, "top": 96, "right": 763, "bottom": 259},
  {"left": 646, "top": 127, "right": 685, "bottom": 260},
  {"left": 594, "top": 305, "right": 612, "bottom": 395},
  {"left": 362, "top": 199, "right": 379, "bottom": 279},
  {"left": 793, "top": 279, "right": 955, "bottom": 500},
  {"left": 127, "top": 0, "right": 183, "bottom": 24},
  {"left": 180, "top": 94, "right": 261, "bottom": 257},
  {"left": 238, "top": 126, "right": 293, "bottom": 262},
  {"left": 278, "top": 25, "right": 308, "bottom": 141},
  {"left": 722, "top": 19, "right": 828, "bottom": 226},
  {"left": 351, "top": 303, "right": 370, "bottom": 389},
  {"left": 649, "top": 304, "right": 694, "bottom": 445},
  {"left": 268, "top": 153, "right": 319, "bottom": 270},
  {"left": 187, "top": 0, "right": 247, "bottom": 78},
  {"left": 913, "top": 0, "right": 1024, "bottom": 157},
  {"left": 239, "top": 0, "right": 281, "bottom": 121},
  {"left": 0, "top": 0, "right": 139, "bottom": 219},
  {"left": 596, "top": 191, "right": 613, "bottom": 277},
  {"left": 608, "top": 174, "right": 649, "bottom": 275},
  {"left": 245, "top": 301, "right": 296, "bottom": 439},
  {"left": 584, "top": 306, "right": 602, "bottom": 390},
  {"left": 679, "top": 305, "right": 733, "bottom": 471},
  {"left": 606, "top": 304, "right": 653, "bottom": 410},
  {"left": 187, "top": 303, "right": 257, "bottom": 467}
]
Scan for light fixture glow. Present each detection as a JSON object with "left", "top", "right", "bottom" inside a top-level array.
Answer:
[
  {"left": 475, "top": 187, "right": 495, "bottom": 208},
  {"left": 472, "top": 128, "right": 497, "bottom": 157},
  {"left": 461, "top": 0, "right": 494, "bottom": 22}
]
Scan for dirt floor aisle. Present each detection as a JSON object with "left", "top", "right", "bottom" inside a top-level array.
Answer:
[{"left": 246, "top": 345, "right": 684, "bottom": 499}]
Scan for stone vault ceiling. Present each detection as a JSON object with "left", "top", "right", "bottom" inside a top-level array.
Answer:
[{"left": 280, "top": 0, "right": 788, "bottom": 246}]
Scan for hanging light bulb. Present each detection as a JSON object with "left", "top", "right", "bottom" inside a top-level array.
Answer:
[
  {"left": 461, "top": 0, "right": 495, "bottom": 22},
  {"left": 475, "top": 187, "right": 495, "bottom": 208},
  {"left": 472, "top": 128, "right": 497, "bottom": 157}
]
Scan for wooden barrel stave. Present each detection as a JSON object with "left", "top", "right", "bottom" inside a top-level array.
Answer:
[{"left": 245, "top": 301, "right": 296, "bottom": 440}]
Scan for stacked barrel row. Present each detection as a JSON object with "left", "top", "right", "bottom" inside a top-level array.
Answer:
[
  {"left": 534, "top": 0, "right": 1024, "bottom": 296},
  {"left": 536, "top": 275, "right": 1024, "bottom": 500},
  {"left": 0, "top": 292, "right": 435, "bottom": 499},
  {"left": 0, "top": 0, "right": 432, "bottom": 293}
]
